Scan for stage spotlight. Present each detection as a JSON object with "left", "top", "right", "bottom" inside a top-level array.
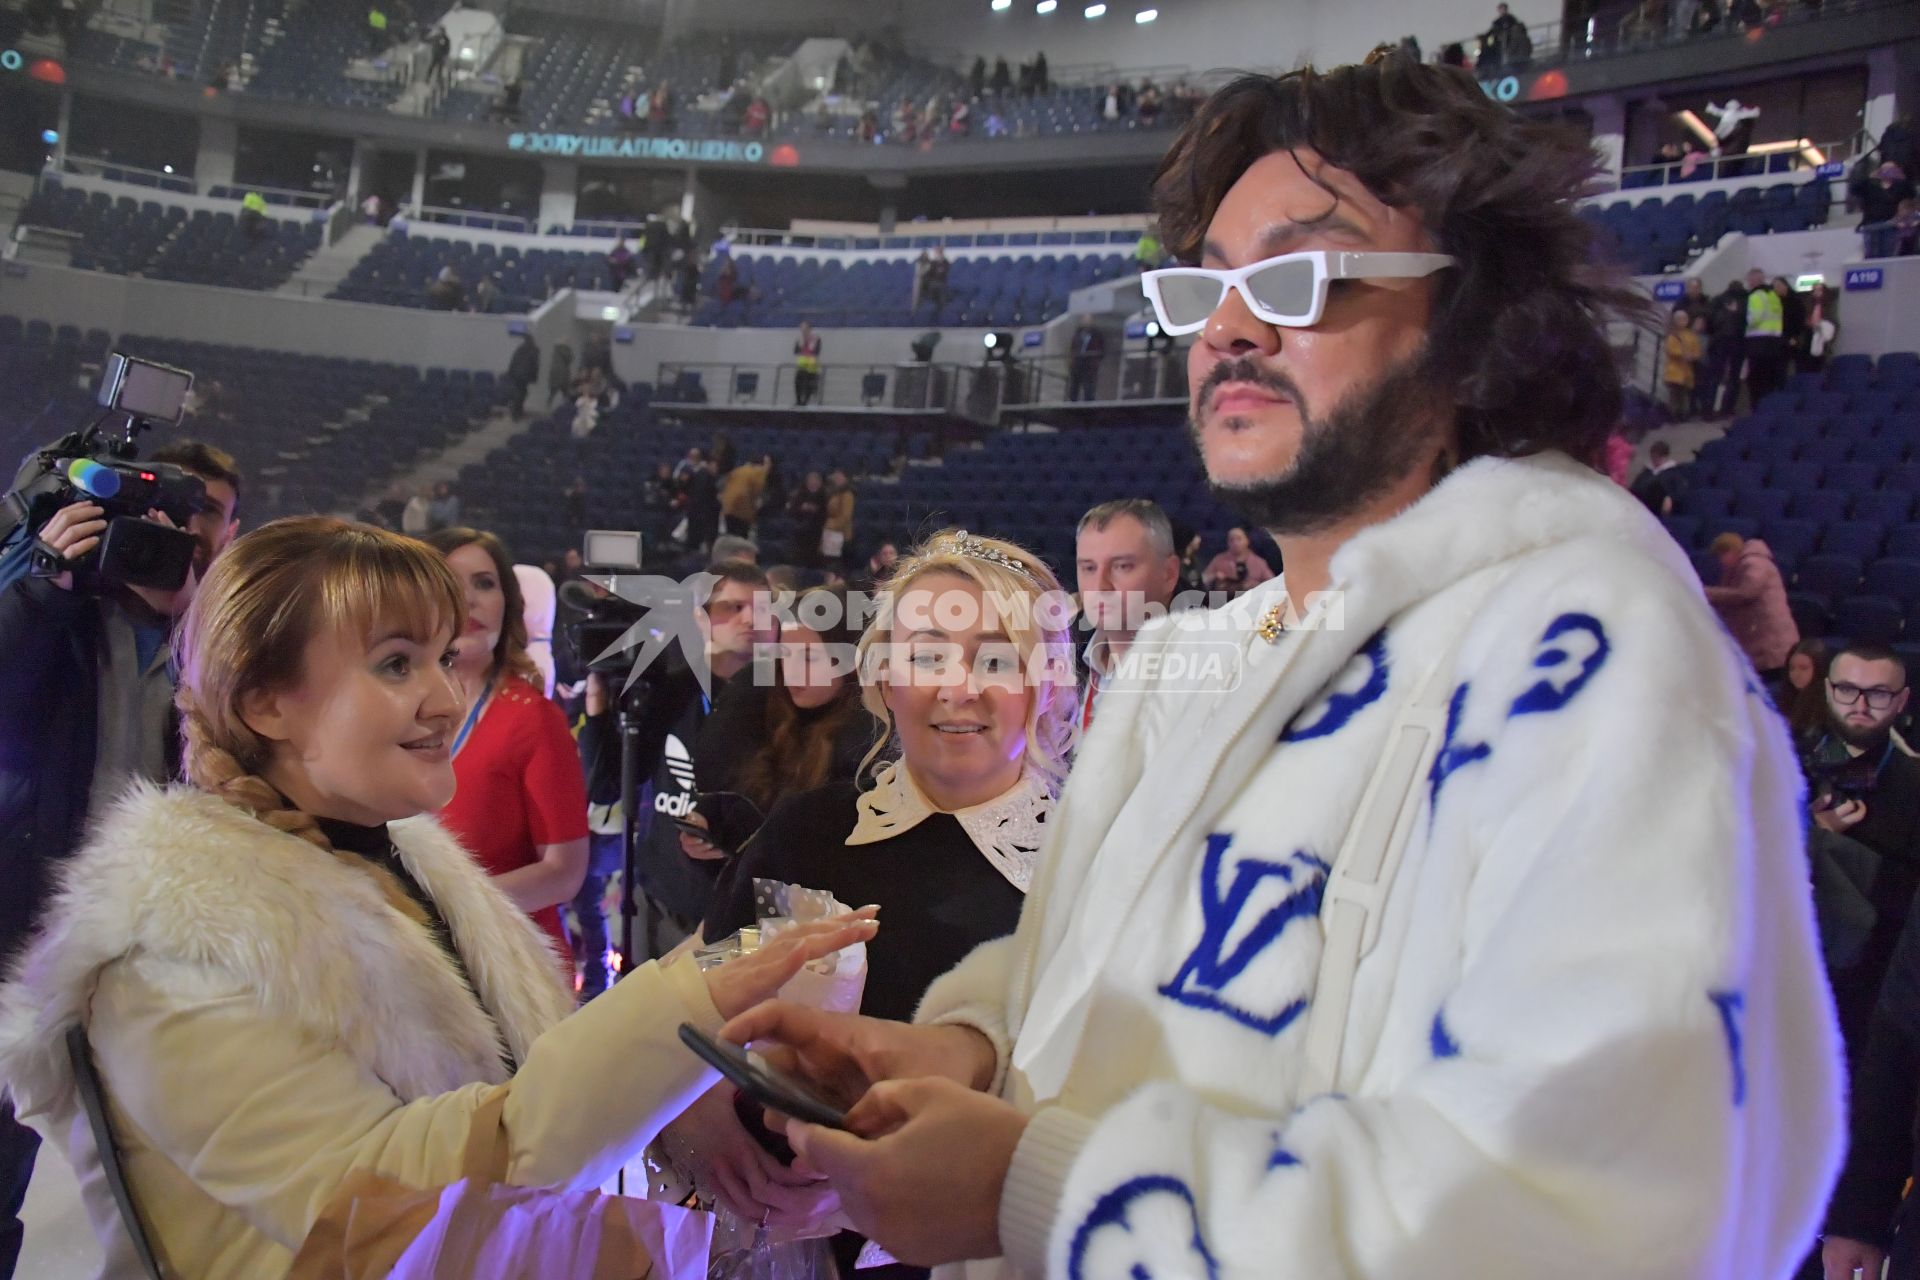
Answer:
[
  {"left": 1136, "top": 7, "right": 1157, "bottom": 20},
  {"left": 910, "top": 331, "right": 942, "bottom": 362},
  {"left": 1085, "top": 3, "right": 1107, "bottom": 16},
  {"left": 1144, "top": 320, "right": 1173, "bottom": 354},
  {"left": 992, "top": 0, "right": 1012, "bottom": 9},
  {"left": 40, "top": 128, "right": 58, "bottom": 146},
  {"left": 983, "top": 331, "right": 1015, "bottom": 362},
  {"left": 1037, "top": 0, "right": 1057, "bottom": 10}
]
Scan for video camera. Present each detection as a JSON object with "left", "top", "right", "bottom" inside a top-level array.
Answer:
[
  {"left": 560, "top": 529, "right": 663, "bottom": 678},
  {"left": 1, "top": 353, "right": 204, "bottom": 594}
]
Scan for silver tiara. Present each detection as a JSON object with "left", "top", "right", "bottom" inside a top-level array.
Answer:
[{"left": 949, "top": 531, "right": 1037, "bottom": 583}]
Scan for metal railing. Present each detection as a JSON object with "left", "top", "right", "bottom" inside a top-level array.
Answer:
[
  {"left": 408, "top": 204, "right": 536, "bottom": 234},
  {"left": 719, "top": 224, "right": 1145, "bottom": 253},
  {"left": 654, "top": 358, "right": 987, "bottom": 415},
  {"left": 1615, "top": 132, "right": 1871, "bottom": 191},
  {"left": 59, "top": 155, "right": 195, "bottom": 194},
  {"left": 1434, "top": 0, "right": 1902, "bottom": 76},
  {"left": 1860, "top": 222, "right": 1917, "bottom": 260}
]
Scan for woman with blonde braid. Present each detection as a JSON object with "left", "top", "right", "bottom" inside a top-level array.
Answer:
[{"left": 0, "top": 517, "right": 874, "bottom": 1280}]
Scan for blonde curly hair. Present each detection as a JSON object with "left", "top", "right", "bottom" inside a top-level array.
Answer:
[{"left": 855, "top": 529, "right": 1077, "bottom": 793}]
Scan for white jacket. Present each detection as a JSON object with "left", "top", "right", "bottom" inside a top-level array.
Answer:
[
  {"left": 0, "top": 784, "right": 723, "bottom": 1279},
  {"left": 917, "top": 452, "right": 1842, "bottom": 1279}
]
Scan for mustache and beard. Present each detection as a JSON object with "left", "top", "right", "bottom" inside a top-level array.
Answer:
[
  {"left": 1827, "top": 701, "right": 1898, "bottom": 750},
  {"left": 1188, "top": 344, "right": 1447, "bottom": 537}
]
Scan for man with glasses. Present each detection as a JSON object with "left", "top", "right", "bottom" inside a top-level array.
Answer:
[
  {"left": 1808, "top": 645, "right": 1920, "bottom": 1029},
  {"left": 1812, "top": 645, "right": 1920, "bottom": 1280},
  {"left": 723, "top": 55, "right": 1837, "bottom": 1277}
]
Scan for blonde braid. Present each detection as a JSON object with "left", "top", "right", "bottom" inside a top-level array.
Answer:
[{"left": 179, "top": 698, "right": 430, "bottom": 926}]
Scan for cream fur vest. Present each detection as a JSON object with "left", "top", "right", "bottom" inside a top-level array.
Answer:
[{"left": 0, "top": 783, "right": 577, "bottom": 1116}]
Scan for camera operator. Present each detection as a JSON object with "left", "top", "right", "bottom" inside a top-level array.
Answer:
[
  {"left": 0, "top": 440, "right": 241, "bottom": 1278},
  {"left": 577, "top": 561, "right": 773, "bottom": 974}
]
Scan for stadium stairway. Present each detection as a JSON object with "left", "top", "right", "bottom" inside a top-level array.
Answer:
[
  {"left": 278, "top": 223, "right": 387, "bottom": 298},
  {"left": 364, "top": 401, "right": 545, "bottom": 511}
]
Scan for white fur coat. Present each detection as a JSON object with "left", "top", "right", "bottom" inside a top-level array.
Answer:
[{"left": 918, "top": 452, "right": 1844, "bottom": 1280}]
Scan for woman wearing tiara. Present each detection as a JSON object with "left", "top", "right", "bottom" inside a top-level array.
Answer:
[{"left": 661, "top": 531, "right": 1076, "bottom": 1271}]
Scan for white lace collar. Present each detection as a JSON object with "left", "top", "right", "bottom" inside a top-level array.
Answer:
[{"left": 847, "top": 761, "right": 1052, "bottom": 892}]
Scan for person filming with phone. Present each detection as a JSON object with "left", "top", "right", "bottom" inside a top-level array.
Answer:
[
  {"left": 1812, "top": 646, "right": 1920, "bottom": 1280},
  {"left": 1804, "top": 646, "right": 1920, "bottom": 1037}
]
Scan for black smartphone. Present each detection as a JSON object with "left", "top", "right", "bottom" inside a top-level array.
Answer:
[
  {"left": 678, "top": 1023, "right": 850, "bottom": 1130},
  {"left": 670, "top": 817, "right": 732, "bottom": 857}
]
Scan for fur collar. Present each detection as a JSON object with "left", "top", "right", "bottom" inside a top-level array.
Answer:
[{"left": 0, "top": 784, "right": 575, "bottom": 1116}]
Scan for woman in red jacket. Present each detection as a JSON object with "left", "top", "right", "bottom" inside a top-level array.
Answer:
[{"left": 429, "top": 527, "right": 589, "bottom": 961}]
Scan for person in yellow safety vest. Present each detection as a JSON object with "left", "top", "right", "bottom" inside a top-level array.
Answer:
[
  {"left": 239, "top": 190, "right": 269, "bottom": 241},
  {"left": 1743, "top": 266, "right": 1787, "bottom": 412},
  {"left": 793, "top": 320, "right": 824, "bottom": 406},
  {"left": 366, "top": 6, "right": 387, "bottom": 55},
  {"left": 1134, "top": 225, "right": 1163, "bottom": 269}
]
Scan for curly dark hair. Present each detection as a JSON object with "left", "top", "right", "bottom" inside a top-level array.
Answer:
[{"left": 1152, "top": 56, "right": 1651, "bottom": 467}]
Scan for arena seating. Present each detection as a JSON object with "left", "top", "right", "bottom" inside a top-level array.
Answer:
[
  {"left": 455, "top": 402, "right": 924, "bottom": 565},
  {"left": 0, "top": 320, "right": 114, "bottom": 482},
  {"left": 694, "top": 248, "right": 1134, "bottom": 328},
  {"left": 438, "top": 17, "right": 789, "bottom": 133},
  {"left": 1579, "top": 179, "right": 1832, "bottom": 274},
  {"left": 1666, "top": 352, "right": 1920, "bottom": 666},
  {"left": 18, "top": 180, "right": 321, "bottom": 290},
  {"left": 245, "top": 0, "right": 404, "bottom": 111},
  {"left": 69, "top": 0, "right": 267, "bottom": 84},
  {"left": 862, "top": 423, "right": 1254, "bottom": 577},
  {"left": 329, "top": 230, "right": 615, "bottom": 311}
]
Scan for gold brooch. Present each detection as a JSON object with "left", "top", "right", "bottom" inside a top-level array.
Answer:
[{"left": 1256, "top": 601, "right": 1288, "bottom": 644}]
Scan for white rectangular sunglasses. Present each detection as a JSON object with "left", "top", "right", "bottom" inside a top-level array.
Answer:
[{"left": 1142, "top": 250, "right": 1458, "bottom": 335}]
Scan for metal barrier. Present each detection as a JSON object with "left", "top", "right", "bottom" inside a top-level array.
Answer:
[
  {"left": 654, "top": 359, "right": 992, "bottom": 415},
  {"left": 60, "top": 155, "right": 195, "bottom": 195},
  {"left": 1616, "top": 133, "right": 1870, "bottom": 192},
  {"left": 1433, "top": 0, "right": 1901, "bottom": 74},
  {"left": 411, "top": 204, "right": 535, "bottom": 234}
]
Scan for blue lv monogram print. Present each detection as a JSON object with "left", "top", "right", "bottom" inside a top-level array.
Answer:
[
  {"left": 1068, "top": 1175, "right": 1220, "bottom": 1280},
  {"left": 1281, "top": 629, "right": 1390, "bottom": 743},
  {"left": 1508, "top": 613, "right": 1610, "bottom": 718},
  {"left": 1160, "top": 835, "right": 1331, "bottom": 1036}
]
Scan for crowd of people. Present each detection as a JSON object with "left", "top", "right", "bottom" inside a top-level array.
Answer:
[
  {"left": 1660, "top": 269, "right": 1838, "bottom": 420},
  {"left": 833, "top": 47, "right": 1203, "bottom": 149},
  {"left": 0, "top": 52, "right": 1906, "bottom": 1280}
]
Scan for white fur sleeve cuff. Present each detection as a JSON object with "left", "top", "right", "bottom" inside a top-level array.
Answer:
[{"left": 999, "top": 1105, "right": 1096, "bottom": 1276}]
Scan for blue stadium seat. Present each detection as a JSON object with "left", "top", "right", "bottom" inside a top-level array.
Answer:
[
  {"left": 1887, "top": 525, "right": 1920, "bottom": 561},
  {"left": 1795, "top": 555, "right": 1864, "bottom": 601},
  {"left": 1762, "top": 519, "right": 1820, "bottom": 569},
  {"left": 1680, "top": 488, "right": 1734, "bottom": 519},
  {"left": 1853, "top": 491, "right": 1915, "bottom": 526},
  {"left": 1821, "top": 522, "right": 1887, "bottom": 563},
  {"left": 1722, "top": 461, "right": 1769, "bottom": 492},
  {"left": 1791, "top": 491, "right": 1851, "bottom": 524},
  {"left": 1768, "top": 461, "right": 1823, "bottom": 492},
  {"left": 1662, "top": 514, "right": 1702, "bottom": 548},
  {"left": 1733, "top": 490, "right": 1790, "bottom": 522},
  {"left": 1864, "top": 558, "right": 1920, "bottom": 607},
  {"left": 1787, "top": 592, "right": 1831, "bottom": 639},
  {"left": 1832, "top": 596, "right": 1904, "bottom": 646}
]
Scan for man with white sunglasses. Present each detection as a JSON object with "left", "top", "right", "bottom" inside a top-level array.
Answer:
[{"left": 725, "top": 54, "right": 1840, "bottom": 1279}]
